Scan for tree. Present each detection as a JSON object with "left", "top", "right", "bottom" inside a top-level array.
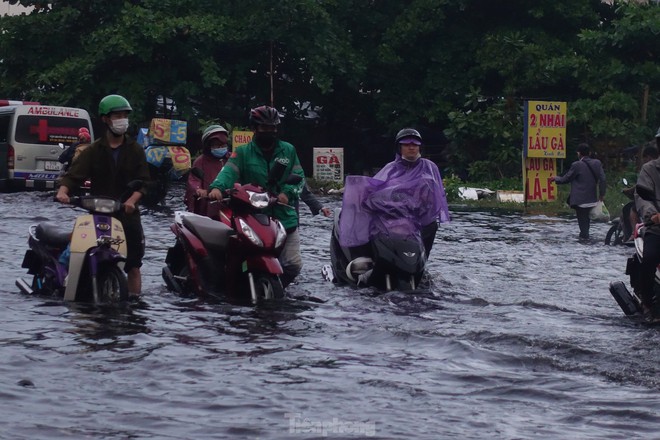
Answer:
[
  {"left": 1, "top": 0, "right": 658, "bottom": 179},
  {"left": 574, "top": 2, "right": 660, "bottom": 150},
  {"left": 0, "top": 0, "right": 362, "bottom": 125}
]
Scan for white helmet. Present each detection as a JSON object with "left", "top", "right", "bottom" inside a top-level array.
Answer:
[{"left": 202, "top": 124, "right": 228, "bottom": 145}]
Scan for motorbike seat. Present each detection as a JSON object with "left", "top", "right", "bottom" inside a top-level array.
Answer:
[
  {"left": 182, "top": 215, "right": 234, "bottom": 253},
  {"left": 35, "top": 222, "right": 71, "bottom": 248}
]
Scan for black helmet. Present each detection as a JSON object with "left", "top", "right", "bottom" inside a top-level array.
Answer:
[
  {"left": 395, "top": 128, "right": 422, "bottom": 145},
  {"left": 249, "top": 105, "right": 280, "bottom": 127}
]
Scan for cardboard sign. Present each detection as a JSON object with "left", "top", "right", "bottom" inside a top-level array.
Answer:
[
  {"left": 149, "top": 118, "right": 187, "bottom": 145},
  {"left": 136, "top": 128, "right": 150, "bottom": 148},
  {"left": 145, "top": 145, "right": 191, "bottom": 179}
]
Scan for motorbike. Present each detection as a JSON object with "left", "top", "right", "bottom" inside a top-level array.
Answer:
[
  {"left": 162, "top": 163, "right": 302, "bottom": 304},
  {"left": 323, "top": 207, "right": 428, "bottom": 292},
  {"left": 609, "top": 222, "right": 660, "bottom": 323},
  {"left": 604, "top": 178, "right": 636, "bottom": 246},
  {"left": 15, "top": 181, "right": 143, "bottom": 304}
]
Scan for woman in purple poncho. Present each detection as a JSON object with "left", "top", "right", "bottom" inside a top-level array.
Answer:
[{"left": 337, "top": 128, "right": 450, "bottom": 257}]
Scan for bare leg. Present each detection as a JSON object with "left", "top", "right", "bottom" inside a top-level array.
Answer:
[{"left": 128, "top": 267, "right": 141, "bottom": 296}]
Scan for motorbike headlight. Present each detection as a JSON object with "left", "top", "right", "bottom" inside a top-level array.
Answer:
[
  {"left": 81, "top": 197, "right": 121, "bottom": 214},
  {"left": 237, "top": 218, "right": 264, "bottom": 247},
  {"left": 274, "top": 220, "right": 287, "bottom": 249},
  {"left": 247, "top": 190, "right": 270, "bottom": 209}
]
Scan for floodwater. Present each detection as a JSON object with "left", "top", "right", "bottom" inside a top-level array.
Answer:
[{"left": 0, "top": 184, "right": 658, "bottom": 440}]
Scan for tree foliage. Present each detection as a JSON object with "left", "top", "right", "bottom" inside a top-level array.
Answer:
[{"left": 1, "top": 0, "right": 658, "bottom": 178}]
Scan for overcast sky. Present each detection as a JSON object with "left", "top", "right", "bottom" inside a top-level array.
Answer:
[{"left": 0, "top": 1, "right": 32, "bottom": 15}]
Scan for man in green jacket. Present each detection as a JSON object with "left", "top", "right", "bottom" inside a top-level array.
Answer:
[
  {"left": 208, "top": 105, "right": 305, "bottom": 287},
  {"left": 56, "top": 95, "right": 151, "bottom": 297}
]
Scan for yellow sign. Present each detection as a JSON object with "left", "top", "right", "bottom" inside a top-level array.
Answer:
[
  {"left": 524, "top": 101, "right": 567, "bottom": 159},
  {"left": 168, "top": 146, "right": 191, "bottom": 173},
  {"left": 149, "top": 118, "right": 187, "bottom": 145},
  {"left": 524, "top": 157, "right": 557, "bottom": 202},
  {"left": 232, "top": 130, "right": 253, "bottom": 148}
]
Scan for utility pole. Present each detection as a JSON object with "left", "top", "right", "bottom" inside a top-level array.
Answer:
[
  {"left": 270, "top": 41, "right": 274, "bottom": 107},
  {"left": 641, "top": 84, "right": 649, "bottom": 123}
]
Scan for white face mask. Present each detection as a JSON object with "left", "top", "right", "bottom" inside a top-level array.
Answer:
[
  {"left": 402, "top": 152, "right": 421, "bottom": 162},
  {"left": 109, "top": 118, "right": 129, "bottom": 135}
]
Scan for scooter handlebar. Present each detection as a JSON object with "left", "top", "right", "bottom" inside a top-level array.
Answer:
[
  {"left": 197, "top": 190, "right": 231, "bottom": 205},
  {"left": 54, "top": 195, "right": 81, "bottom": 206}
]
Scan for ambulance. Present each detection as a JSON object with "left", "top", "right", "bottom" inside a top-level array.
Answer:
[{"left": 0, "top": 101, "right": 93, "bottom": 191}]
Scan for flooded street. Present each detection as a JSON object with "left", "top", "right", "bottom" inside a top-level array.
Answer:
[{"left": 0, "top": 184, "right": 658, "bottom": 439}]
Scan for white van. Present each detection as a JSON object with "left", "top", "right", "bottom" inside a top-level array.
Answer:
[{"left": 0, "top": 103, "right": 94, "bottom": 191}]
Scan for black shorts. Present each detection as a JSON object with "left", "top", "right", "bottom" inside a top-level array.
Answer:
[{"left": 115, "top": 211, "right": 145, "bottom": 272}]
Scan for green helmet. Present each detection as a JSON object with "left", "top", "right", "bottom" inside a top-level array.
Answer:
[{"left": 98, "top": 94, "right": 132, "bottom": 116}]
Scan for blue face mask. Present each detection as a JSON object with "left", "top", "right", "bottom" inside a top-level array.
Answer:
[{"left": 210, "top": 148, "right": 228, "bottom": 158}]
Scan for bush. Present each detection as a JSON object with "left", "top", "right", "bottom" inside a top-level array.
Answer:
[
  {"left": 442, "top": 174, "right": 463, "bottom": 202},
  {"left": 305, "top": 177, "right": 344, "bottom": 192}
]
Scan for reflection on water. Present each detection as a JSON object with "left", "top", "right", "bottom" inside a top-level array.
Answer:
[
  {"left": 0, "top": 185, "right": 659, "bottom": 439},
  {"left": 65, "top": 302, "right": 152, "bottom": 352}
]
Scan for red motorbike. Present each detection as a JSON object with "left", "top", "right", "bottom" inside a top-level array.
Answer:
[{"left": 162, "top": 166, "right": 300, "bottom": 304}]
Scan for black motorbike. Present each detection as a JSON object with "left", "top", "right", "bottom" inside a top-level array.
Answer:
[
  {"left": 609, "top": 222, "right": 660, "bottom": 323},
  {"left": 605, "top": 179, "right": 635, "bottom": 246},
  {"left": 323, "top": 208, "right": 427, "bottom": 292}
]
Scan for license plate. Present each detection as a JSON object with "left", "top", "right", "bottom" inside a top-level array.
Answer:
[{"left": 44, "top": 161, "right": 62, "bottom": 171}]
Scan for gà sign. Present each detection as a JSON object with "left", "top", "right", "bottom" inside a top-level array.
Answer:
[
  {"left": 523, "top": 100, "right": 567, "bottom": 203},
  {"left": 313, "top": 147, "right": 344, "bottom": 183}
]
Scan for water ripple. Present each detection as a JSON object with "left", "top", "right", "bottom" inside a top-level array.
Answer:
[{"left": 0, "top": 184, "right": 658, "bottom": 439}]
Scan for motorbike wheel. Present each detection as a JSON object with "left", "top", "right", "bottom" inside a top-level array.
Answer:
[
  {"left": 396, "top": 275, "right": 417, "bottom": 292},
  {"left": 605, "top": 223, "right": 623, "bottom": 246},
  {"left": 173, "top": 264, "right": 195, "bottom": 296},
  {"left": 96, "top": 265, "right": 128, "bottom": 304},
  {"left": 609, "top": 281, "right": 642, "bottom": 316},
  {"left": 251, "top": 275, "right": 284, "bottom": 302}
]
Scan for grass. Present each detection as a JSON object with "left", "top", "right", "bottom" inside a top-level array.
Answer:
[
  {"left": 308, "top": 171, "right": 634, "bottom": 219},
  {"left": 444, "top": 172, "right": 632, "bottom": 218}
]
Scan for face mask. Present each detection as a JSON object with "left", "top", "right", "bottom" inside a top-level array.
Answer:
[
  {"left": 210, "top": 148, "right": 228, "bottom": 158},
  {"left": 401, "top": 152, "right": 421, "bottom": 162},
  {"left": 109, "top": 118, "right": 129, "bottom": 136},
  {"left": 255, "top": 132, "right": 277, "bottom": 149}
]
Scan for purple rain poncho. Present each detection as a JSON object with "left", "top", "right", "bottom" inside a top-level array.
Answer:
[{"left": 337, "top": 155, "right": 450, "bottom": 248}]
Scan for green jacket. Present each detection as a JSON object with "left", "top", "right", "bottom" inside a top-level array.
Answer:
[
  {"left": 209, "top": 139, "right": 304, "bottom": 230},
  {"left": 59, "top": 135, "right": 151, "bottom": 201}
]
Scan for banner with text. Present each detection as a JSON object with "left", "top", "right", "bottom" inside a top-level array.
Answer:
[
  {"left": 313, "top": 147, "right": 344, "bottom": 183},
  {"left": 524, "top": 101, "right": 567, "bottom": 159},
  {"left": 524, "top": 157, "right": 557, "bottom": 202},
  {"left": 232, "top": 130, "right": 253, "bottom": 148}
]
